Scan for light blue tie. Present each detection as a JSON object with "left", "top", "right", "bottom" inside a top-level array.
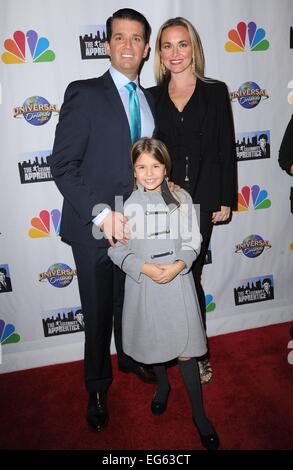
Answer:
[{"left": 125, "top": 82, "right": 141, "bottom": 143}]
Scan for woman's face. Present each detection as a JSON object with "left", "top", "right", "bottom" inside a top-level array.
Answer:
[{"left": 160, "top": 25, "right": 193, "bottom": 75}]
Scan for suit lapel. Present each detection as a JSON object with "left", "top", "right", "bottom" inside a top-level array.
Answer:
[{"left": 102, "top": 70, "right": 131, "bottom": 140}]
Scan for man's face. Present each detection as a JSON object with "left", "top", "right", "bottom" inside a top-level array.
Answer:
[
  {"left": 263, "top": 282, "right": 270, "bottom": 294},
  {"left": 259, "top": 138, "right": 266, "bottom": 150},
  {"left": 76, "top": 313, "right": 83, "bottom": 324},
  {"left": 105, "top": 19, "right": 149, "bottom": 80}
]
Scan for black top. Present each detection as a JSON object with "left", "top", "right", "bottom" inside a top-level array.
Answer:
[
  {"left": 163, "top": 87, "right": 201, "bottom": 195},
  {"left": 149, "top": 78, "right": 237, "bottom": 212}
]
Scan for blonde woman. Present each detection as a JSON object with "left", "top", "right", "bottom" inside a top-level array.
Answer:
[{"left": 149, "top": 17, "right": 237, "bottom": 385}]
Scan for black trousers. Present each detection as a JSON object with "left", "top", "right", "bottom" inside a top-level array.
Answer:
[
  {"left": 191, "top": 211, "right": 214, "bottom": 333},
  {"left": 71, "top": 242, "right": 130, "bottom": 394}
]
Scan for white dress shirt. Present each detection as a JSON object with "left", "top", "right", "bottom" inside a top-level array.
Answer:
[{"left": 93, "top": 66, "right": 155, "bottom": 227}]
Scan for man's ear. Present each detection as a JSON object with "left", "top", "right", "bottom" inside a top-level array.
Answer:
[
  {"left": 143, "top": 43, "right": 150, "bottom": 59},
  {"left": 105, "top": 41, "right": 111, "bottom": 57}
]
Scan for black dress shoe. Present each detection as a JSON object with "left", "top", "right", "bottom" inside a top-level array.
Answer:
[
  {"left": 151, "top": 387, "right": 170, "bottom": 416},
  {"left": 86, "top": 392, "right": 108, "bottom": 432},
  {"left": 193, "top": 418, "right": 220, "bottom": 450},
  {"left": 118, "top": 363, "right": 157, "bottom": 384}
]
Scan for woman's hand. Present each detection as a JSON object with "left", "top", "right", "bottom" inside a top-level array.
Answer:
[{"left": 212, "top": 205, "right": 231, "bottom": 224}]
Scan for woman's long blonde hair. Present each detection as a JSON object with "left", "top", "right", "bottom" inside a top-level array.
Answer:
[{"left": 154, "top": 17, "right": 205, "bottom": 85}]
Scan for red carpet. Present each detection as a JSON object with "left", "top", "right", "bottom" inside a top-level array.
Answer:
[{"left": 0, "top": 322, "right": 292, "bottom": 450}]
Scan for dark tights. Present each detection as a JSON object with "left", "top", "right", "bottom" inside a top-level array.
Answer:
[{"left": 153, "top": 358, "right": 213, "bottom": 435}]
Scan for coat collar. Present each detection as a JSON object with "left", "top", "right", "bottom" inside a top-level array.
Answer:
[{"left": 136, "top": 179, "right": 180, "bottom": 213}]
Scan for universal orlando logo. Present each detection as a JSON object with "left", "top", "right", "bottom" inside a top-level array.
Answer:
[
  {"left": 13, "top": 96, "right": 59, "bottom": 125},
  {"left": 230, "top": 81, "right": 269, "bottom": 109}
]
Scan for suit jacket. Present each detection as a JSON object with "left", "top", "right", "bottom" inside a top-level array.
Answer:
[
  {"left": 51, "top": 71, "right": 155, "bottom": 246},
  {"left": 0, "top": 277, "right": 12, "bottom": 292},
  {"left": 149, "top": 78, "right": 237, "bottom": 212},
  {"left": 279, "top": 114, "right": 293, "bottom": 175}
]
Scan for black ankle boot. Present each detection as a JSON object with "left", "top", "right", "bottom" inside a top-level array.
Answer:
[
  {"left": 150, "top": 387, "right": 170, "bottom": 416},
  {"left": 193, "top": 418, "right": 220, "bottom": 450}
]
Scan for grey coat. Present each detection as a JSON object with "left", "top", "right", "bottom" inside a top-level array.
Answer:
[{"left": 108, "top": 183, "right": 207, "bottom": 364}]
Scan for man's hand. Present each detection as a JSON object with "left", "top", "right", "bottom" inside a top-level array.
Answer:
[
  {"left": 212, "top": 205, "right": 231, "bottom": 224},
  {"left": 100, "top": 211, "right": 128, "bottom": 247}
]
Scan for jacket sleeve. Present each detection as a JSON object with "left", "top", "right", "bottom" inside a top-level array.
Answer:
[
  {"left": 175, "top": 191, "right": 202, "bottom": 274},
  {"left": 279, "top": 115, "right": 293, "bottom": 175},
  {"left": 50, "top": 82, "right": 108, "bottom": 225},
  {"left": 107, "top": 197, "right": 145, "bottom": 282},
  {"left": 108, "top": 241, "right": 145, "bottom": 283},
  {"left": 218, "top": 82, "right": 237, "bottom": 208}
]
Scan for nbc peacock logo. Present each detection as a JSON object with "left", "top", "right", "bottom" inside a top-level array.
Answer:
[
  {"left": 225, "top": 21, "right": 269, "bottom": 52},
  {"left": 0, "top": 319, "right": 20, "bottom": 345},
  {"left": 205, "top": 294, "right": 216, "bottom": 313},
  {"left": 1, "top": 30, "right": 55, "bottom": 63},
  {"left": 28, "top": 209, "right": 61, "bottom": 238},
  {"left": 236, "top": 185, "right": 271, "bottom": 212}
]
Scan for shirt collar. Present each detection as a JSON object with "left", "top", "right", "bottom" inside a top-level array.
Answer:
[{"left": 109, "top": 66, "right": 139, "bottom": 91}]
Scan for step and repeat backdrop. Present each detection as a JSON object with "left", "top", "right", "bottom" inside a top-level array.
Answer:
[{"left": 0, "top": 0, "right": 292, "bottom": 372}]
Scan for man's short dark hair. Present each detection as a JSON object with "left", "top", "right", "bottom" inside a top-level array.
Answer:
[
  {"left": 106, "top": 8, "right": 151, "bottom": 43},
  {"left": 258, "top": 133, "right": 268, "bottom": 141},
  {"left": 262, "top": 278, "right": 271, "bottom": 286},
  {"left": 0, "top": 267, "right": 7, "bottom": 276}
]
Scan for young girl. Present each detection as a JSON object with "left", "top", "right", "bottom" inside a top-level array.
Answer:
[{"left": 108, "top": 138, "right": 219, "bottom": 450}]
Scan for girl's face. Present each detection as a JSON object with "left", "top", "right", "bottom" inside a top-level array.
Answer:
[
  {"left": 134, "top": 152, "right": 166, "bottom": 192},
  {"left": 160, "top": 25, "right": 193, "bottom": 75}
]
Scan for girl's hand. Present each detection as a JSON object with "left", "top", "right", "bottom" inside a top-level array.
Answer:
[
  {"left": 155, "top": 260, "right": 186, "bottom": 284},
  {"left": 141, "top": 263, "right": 164, "bottom": 282}
]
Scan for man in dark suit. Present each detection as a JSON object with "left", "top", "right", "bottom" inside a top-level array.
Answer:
[
  {"left": 262, "top": 278, "right": 274, "bottom": 300},
  {"left": 279, "top": 115, "right": 293, "bottom": 176},
  {"left": 0, "top": 267, "right": 12, "bottom": 293},
  {"left": 279, "top": 115, "right": 293, "bottom": 338},
  {"left": 51, "top": 8, "right": 155, "bottom": 432},
  {"left": 258, "top": 133, "right": 270, "bottom": 158}
]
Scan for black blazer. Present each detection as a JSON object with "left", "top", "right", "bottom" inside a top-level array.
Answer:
[
  {"left": 149, "top": 78, "right": 237, "bottom": 212},
  {"left": 51, "top": 71, "right": 156, "bottom": 246},
  {"left": 279, "top": 114, "right": 293, "bottom": 175}
]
